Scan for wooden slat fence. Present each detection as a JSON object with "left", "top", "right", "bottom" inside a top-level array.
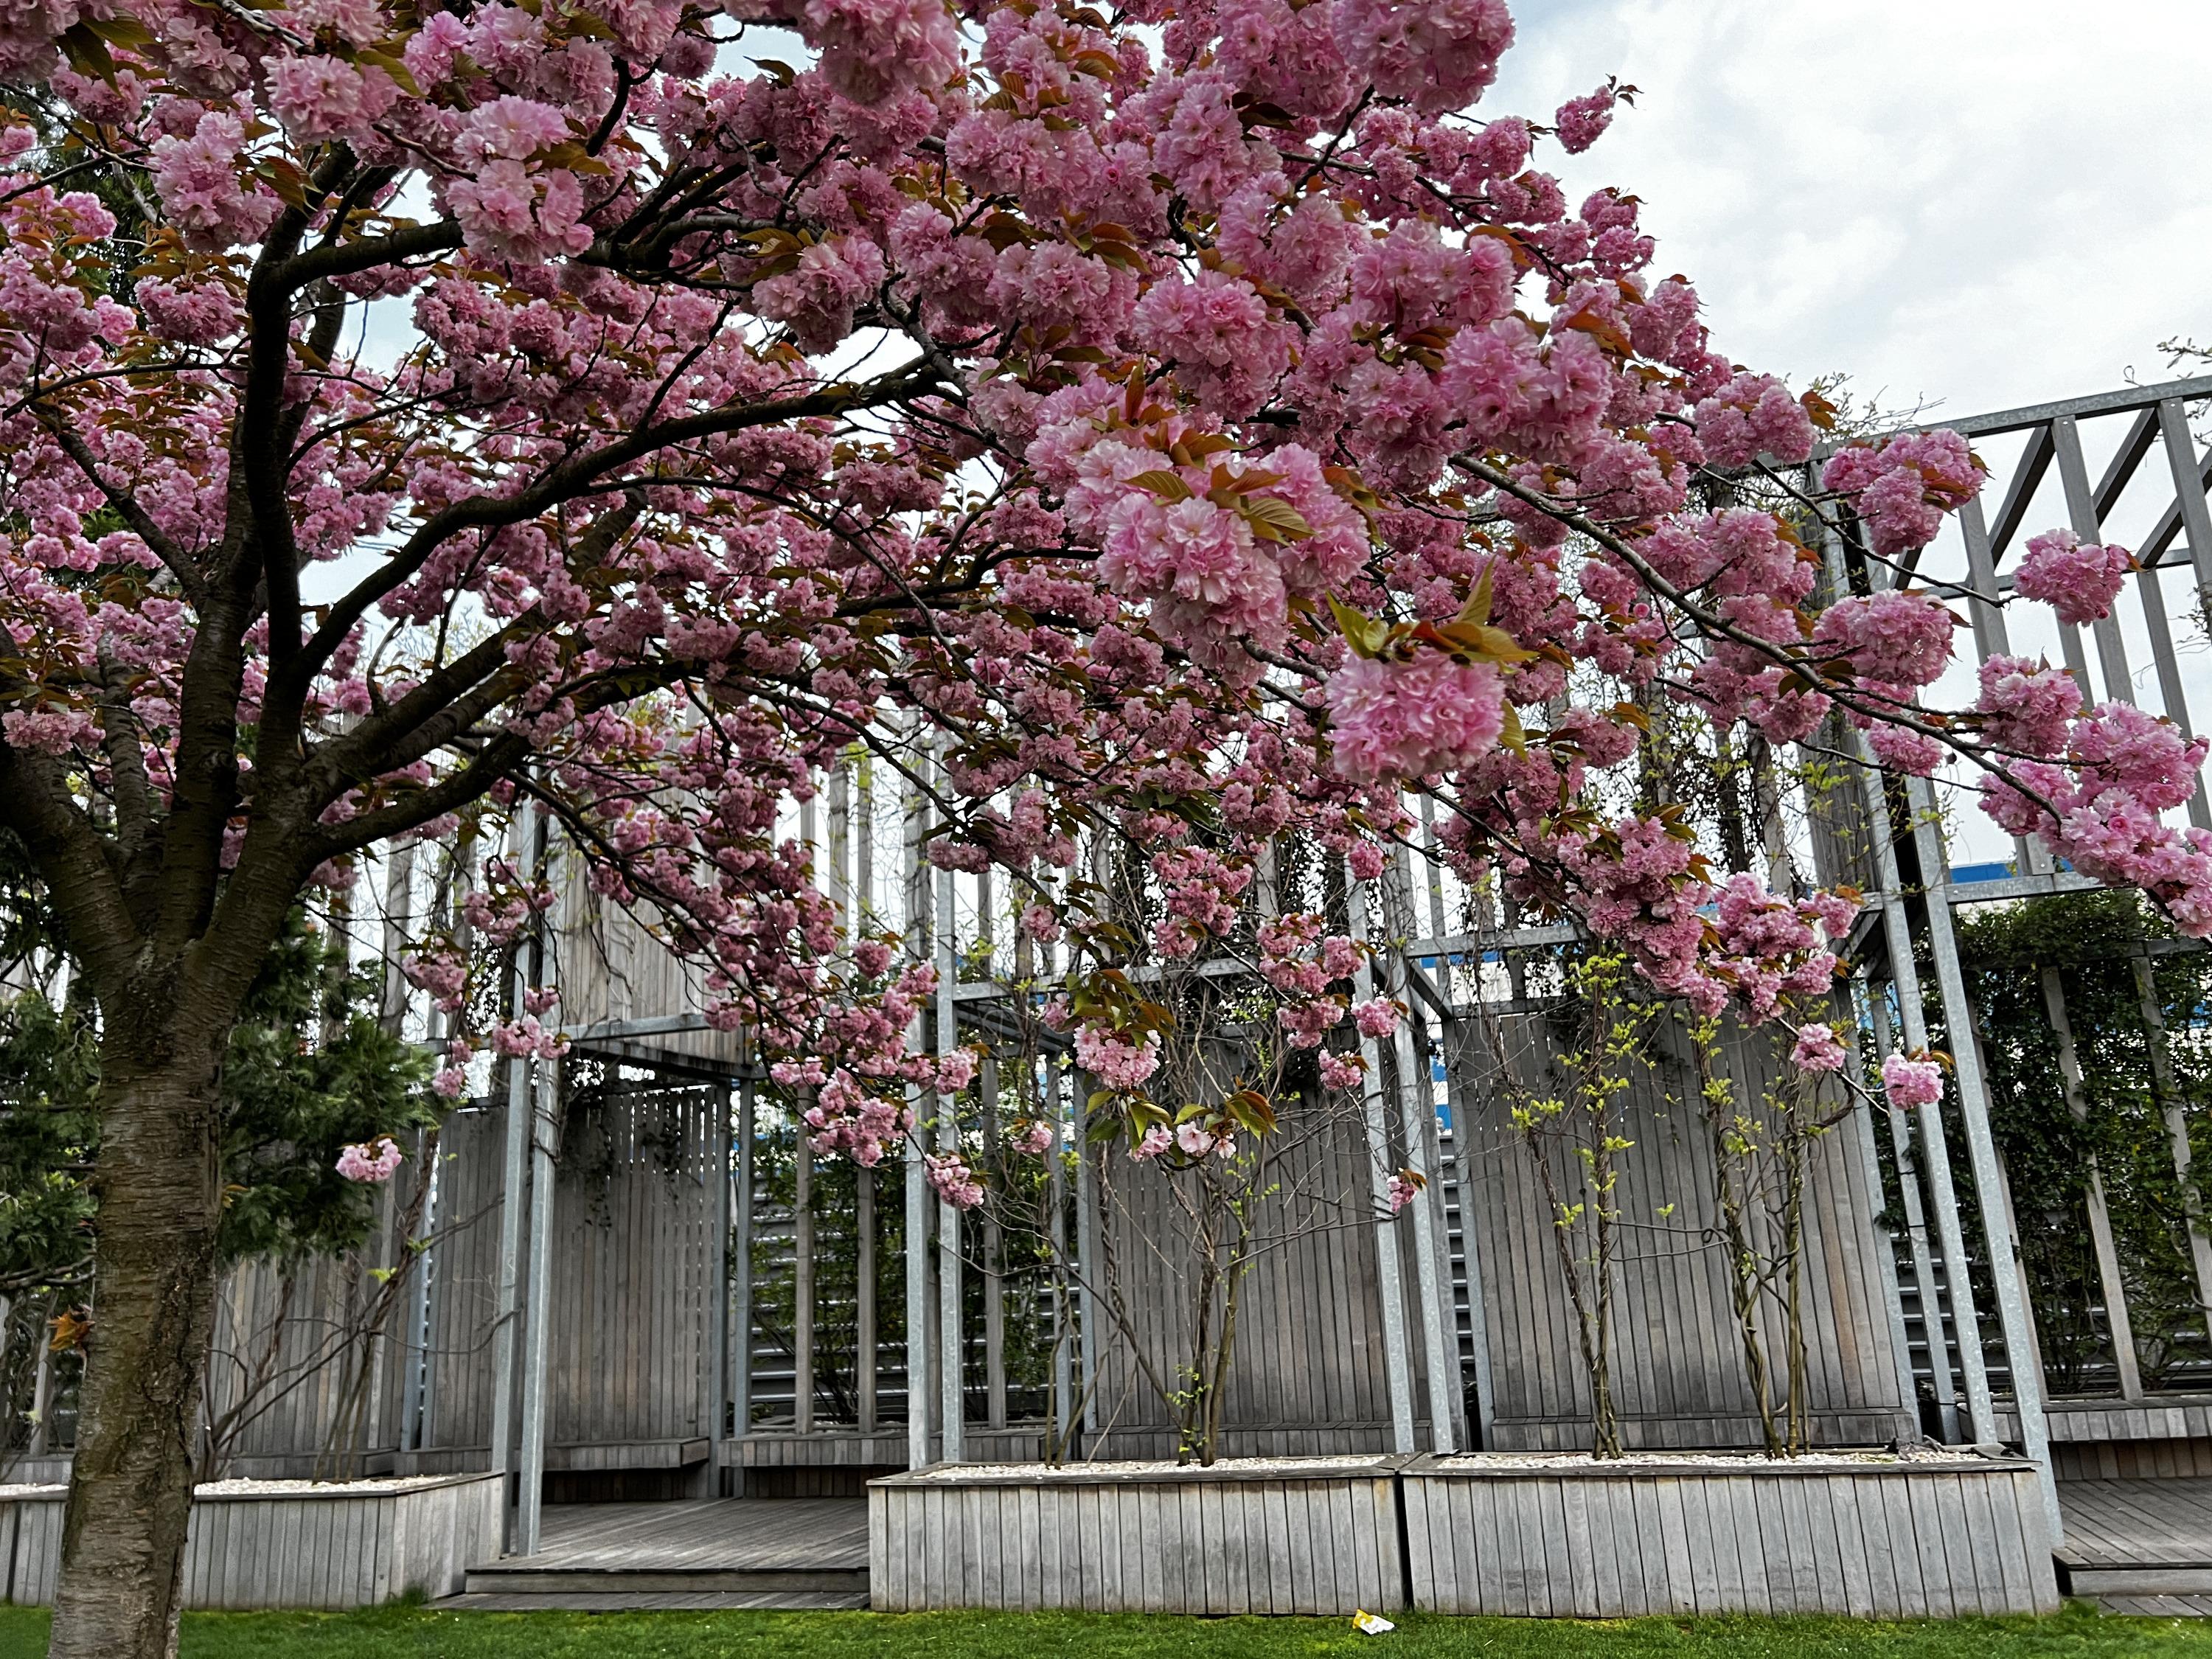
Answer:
[
  {"left": 1402, "top": 1454, "right": 2058, "bottom": 1616},
  {"left": 1447, "top": 1009, "right": 1915, "bottom": 1452},
  {"left": 869, "top": 1459, "right": 1405, "bottom": 1613}
]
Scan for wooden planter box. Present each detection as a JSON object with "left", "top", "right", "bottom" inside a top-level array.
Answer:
[
  {"left": 869, "top": 1457, "right": 1405, "bottom": 1614},
  {"left": 2, "top": 1472, "right": 503, "bottom": 1609},
  {"left": 1401, "top": 1452, "right": 2059, "bottom": 1618}
]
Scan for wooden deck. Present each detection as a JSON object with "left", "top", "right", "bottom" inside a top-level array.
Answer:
[
  {"left": 437, "top": 1481, "right": 2212, "bottom": 1616},
  {"left": 451, "top": 1499, "right": 869, "bottom": 1610},
  {"left": 2060, "top": 1479, "right": 2212, "bottom": 1599},
  {"left": 440, "top": 1588, "right": 868, "bottom": 1610}
]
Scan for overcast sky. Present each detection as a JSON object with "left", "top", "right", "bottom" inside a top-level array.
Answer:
[{"left": 1491, "top": 0, "right": 2212, "bottom": 425}]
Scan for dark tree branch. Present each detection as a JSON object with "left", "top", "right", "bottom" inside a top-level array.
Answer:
[
  {"left": 268, "top": 364, "right": 943, "bottom": 717},
  {"left": 0, "top": 742, "right": 141, "bottom": 1002}
]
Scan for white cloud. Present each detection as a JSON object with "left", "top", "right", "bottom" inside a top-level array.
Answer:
[{"left": 1489, "top": 0, "right": 2212, "bottom": 421}]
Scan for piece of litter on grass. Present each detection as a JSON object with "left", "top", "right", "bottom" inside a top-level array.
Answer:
[{"left": 1352, "top": 1610, "right": 1395, "bottom": 1634}]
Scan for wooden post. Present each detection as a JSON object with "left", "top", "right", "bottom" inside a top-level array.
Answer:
[
  {"left": 514, "top": 1054, "right": 558, "bottom": 1556},
  {"left": 856, "top": 750, "right": 876, "bottom": 928},
  {"left": 1433, "top": 1010, "right": 1495, "bottom": 1451},
  {"left": 378, "top": 843, "right": 414, "bottom": 1037},
  {"left": 732, "top": 1079, "right": 757, "bottom": 1490},
  {"left": 1388, "top": 845, "right": 1458, "bottom": 1453},
  {"left": 1864, "top": 985, "right": 1962, "bottom": 1442},
  {"left": 2042, "top": 970, "right": 2140, "bottom": 1396},
  {"left": 1820, "top": 518, "right": 1996, "bottom": 1446},
  {"left": 1843, "top": 982, "right": 1936, "bottom": 1436},
  {"left": 978, "top": 866, "right": 993, "bottom": 981},
  {"left": 1073, "top": 1071, "right": 1100, "bottom": 1440},
  {"left": 796, "top": 792, "right": 821, "bottom": 1436},
  {"left": 1046, "top": 1057, "right": 1073, "bottom": 1452},
  {"left": 835, "top": 750, "right": 880, "bottom": 1438},
  {"left": 514, "top": 816, "right": 561, "bottom": 1552},
  {"left": 707, "top": 1081, "right": 732, "bottom": 1484},
  {"left": 904, "top": 756, "right": 936, "bottom": 1467},
  {"left": 857, "top": 1166, "right": 878, "bottom": 1434},
  {"left": 489, "top": 800, "right": 540, "bottom": 1534},
  {"left": 392, "top": 1129, "right": 433, "bottom": 1467},
  {"left": 794, "top": 1111, "right": 815, "bottom": 1435},
  {"left": 27, "top": 1322, "right": 51, "bottom": 1458},
  {"left": 1903, "top": 771, "right": 2059, "bottom": 1540},
  {"left": 981, "top": 1054, "right": 1006, "bottom": 1432},
  {"left": 2133, "top": 953, "right": 2212, "bottom": 1335},
  {"left": 403, "top": 835, "right": 470, "bottom": 1461},
  {"left": 1349, "top": 860, "right": 1416, "bottom": 1454},
  {"left": 830, "top": 763, "right": 851, "bottom": 919},
  {"left": 936, "top": 845, "right": 965, "bottom": 1461},
  {"left": 1421, "top": 793, "right": 1492, "bottom": 1449}
]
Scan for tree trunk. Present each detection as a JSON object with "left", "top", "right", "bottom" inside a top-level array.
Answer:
[{"left": 49, "top": 1048, "right": 226, "bottom": 1659}]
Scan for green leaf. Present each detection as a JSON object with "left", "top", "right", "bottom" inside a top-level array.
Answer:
[
  {"left": 1126, "top": 468, "right": 1194, "bottom": 502},
  {"left": 1458, "top": 562, "right": 1496, "bottom": 629},
  {"left": 57, "top": 23, "right": 116, "bottom": 83},
  {"left": 1326, "top": 594, "right": 1388, "bottom": 659},
  {"left": 1237, "top": 495, "right": 1312, "bottom": 543}
]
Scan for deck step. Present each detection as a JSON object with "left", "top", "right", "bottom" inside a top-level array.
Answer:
[
  {"left": 440, "top": 1588, "right": 868, "bottom": 1611},
  {"left": 2065, "top": 1566, "right": 2212, "bottom": 1596},
  {"left": 2087, "top": 1593, "right": 2212, "bottom": 1617},
  {"left": 464, "top": 1564, "right": 867, "bottom": 1596}
]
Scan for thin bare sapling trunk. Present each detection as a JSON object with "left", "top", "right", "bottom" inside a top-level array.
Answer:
[
  {"left": 1693, "top": 1026, "right": 1841, "bottom": 1456},
  {"left": 1496, "top": 949, "right": 1652, "bottom": 1459}
]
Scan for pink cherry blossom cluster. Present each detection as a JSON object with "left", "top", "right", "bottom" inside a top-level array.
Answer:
[
  {"left": 1691, "top": 372, "right": 1818, "bottom": 470},
  {"left": 1257, "top": 912, "right": 1358, "bottom": 1049},
  {"left": 1553, "top": 815, "right": 1715, "bottom": 1010},
  {"left": 1074, "top": 1024, "right": 1163, "bottom": 1092},
  {"left": 1789, "top": 1023, "right": 1847, "bottom": 1074},
  {"left": 490, "top": 1017, "right": 568, "bottom": 1062},
  {"left": 1318, "top": 1051, "right": 1366, "bottom": 1091},
  {"left": 1175, "top": 1119, "right": 1238, "bottom": 1160},
  {"left": 1975, "top": 655, "right": 2081, "bottom": 757},
  {"left": 1984, "top": 701, "right": 2212, "bottom": 935},
  {"left": 803, "top": 1071, "right": 912, "bottom": 1168},
  {"left": 1324, "top": 653, "right": 1509, "bottom": 782},
  {"left": 1821, "top": 431, "right": 1986, "bottom": 557},
  {"left": 1551, "top": 83, "right": 1618, "bottom": 155},
  {"left": 336, "top": 1136, "right": 404, "bottom": 1184},
  {"left": 1386, "top": 1171, "right": 1420, "bottom": 1214},
  {"left": 1812, "top": 591, "right": 1957, "bottom": 690},
  {"left": 1333, "top": 0, "right": 1515, "bottom": 116},
  {"left": 2015, "top": 529, "right": 2132, "bottom": 626},
  {"left": 925, "top": 1152, "right": 986, "bottom": 1210},
  {"left": 1151, "top": 846, "right": 1253, "bottom": 958},
  {"left": 1701, "top": 876, "right": 1851, "bottom": 1022},
  {"left": 1351, "top": 996, "right": 1402, "bottom": 1038},
  {"left": 1880, "top": 1054, "right": 1944, "bottom": 1110}
]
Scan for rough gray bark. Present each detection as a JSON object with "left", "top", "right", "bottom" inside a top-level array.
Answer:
[{"left": 49, "top": 1036, "right": 228, "bottom": 1659}]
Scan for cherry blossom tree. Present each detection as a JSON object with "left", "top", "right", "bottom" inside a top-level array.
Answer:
[{"left": 0, "top": 0, "right": 2202, "bottom": 1648}]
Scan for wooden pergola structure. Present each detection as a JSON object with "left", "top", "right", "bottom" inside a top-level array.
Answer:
[{"left": 13, "top": 377, "right": 2212, "bottom": 1571}]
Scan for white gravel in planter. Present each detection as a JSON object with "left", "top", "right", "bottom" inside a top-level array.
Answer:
[
  {"left": 6, "top": 1473, "right": 481, "bottom": 1500},
  {"left": 1423, "top": 1446, "right": 1967, "bottom": 1470},
  {"left": 908, "top": 1453, "right": 1399, "bottom": 1479},
  {"left": 191, "top": 1475, "right": 475, "bottom": 1495}
]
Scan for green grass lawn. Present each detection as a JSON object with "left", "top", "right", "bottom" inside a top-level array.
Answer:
[{"left": 4, "top": 1604, "right": 2211, "bottom": 1658}]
